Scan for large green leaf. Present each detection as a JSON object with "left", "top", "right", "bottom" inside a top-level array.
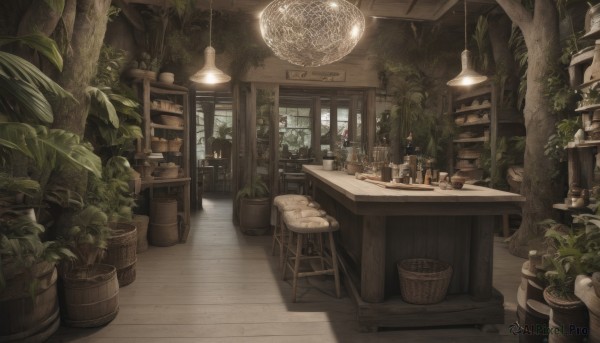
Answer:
[
  {"left": 87, "top": 86, "right": 119, "bottom": 128},
  {"left": 0, "top": 34, "right": 63, "bottom": 71},
  {"left": 43, "top": 0, "right": 65, "bottom": 13},
  {"left": 0, "top": 122, "right": 37, "bottom": 158},
  {"left": 0, "top": 52, "right": 72, "bottom": 100},
  {"left": 0, "top": 73, "right": 54, "bottom": 123},
  {"left": 35, "top": 126, "right": 102, "bottom": 178}
]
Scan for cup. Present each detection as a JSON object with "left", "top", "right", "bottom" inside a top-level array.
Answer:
[
  {"left": 439, "top": 172, "right": 448, "bottom": 182},
  {"left": 381, "top": 166, "right": 392, "bottom": 182},
  {"left": 323, "top": 159, "right": 334, "bottom": 171}
]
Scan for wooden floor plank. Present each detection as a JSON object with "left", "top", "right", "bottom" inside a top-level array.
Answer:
[{"left": 49, "top": 194, "right": 523, "bottom": 342}]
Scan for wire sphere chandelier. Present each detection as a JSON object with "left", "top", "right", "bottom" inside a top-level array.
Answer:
[{"left": 260, "top": 0, "right": 365, "bottom": 67}]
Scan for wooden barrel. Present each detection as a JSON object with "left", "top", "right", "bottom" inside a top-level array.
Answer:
[
  {"left": 132, "top": 214, "right": 149, "bottom": 253},
  {"left": 150, "top": 198, "right": 177, "bottom": 225},
  {"left": 149, "top": 222, "right": 179, "bottom": 247},
  {"left": 104, "top": 222, "right": 137, "bottom": 287},
  {"left": 62, "top": 264, "right": 119, "bottom": 327},
  {"left": 0, "top": 261, "right": 59, "bottom": 343}
]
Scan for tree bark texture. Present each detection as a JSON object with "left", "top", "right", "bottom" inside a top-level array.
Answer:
[
  {"left": 51, "top": 0, "right": 111, "bottom": 136},
  {"left": 487, "top": 13, "right": 520, "bottom": 106},
  {"left": 17, "top": 0, "right": 62, "bottom": 37},
  {"left": 495, "top": 0, "right": 561, "bottom": 257}
]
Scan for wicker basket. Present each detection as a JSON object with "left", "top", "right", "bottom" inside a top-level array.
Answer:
[
  {"left": 397, "top": 258, "right": 453, "bottom": 305},
  {"left": 159, "top": 115, "right": 184, "bottom": 127},
  {"left": 168, "top": 139, "right": 183, "bottom": 152},
  {"left": 457, "top": 148, "right": 481, "bottom": 159},
  {"left": 154, "top": 166, "right": 178, "bottom": 178},
  {"left": 151, "top": 140, "right": 168, "bottom": 153}
]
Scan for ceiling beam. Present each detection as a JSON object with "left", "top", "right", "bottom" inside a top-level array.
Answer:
[
  {"left": 432, "top": 0, "right": 460, "bottom": 21},
  {"left": 405, "top": 0, "right": 419, "bottom": 15}
]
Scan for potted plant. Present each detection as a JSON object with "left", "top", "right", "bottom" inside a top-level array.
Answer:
[
  {"left": 57, "top": 204, "right": 120, "bottom": 327},
  {"left": 0, "top": 213, "right": 74, "bottom": 341},
  {"left": 126, "top": 51, "right": 160, "bottom": 80},
  {"left": 87, "top": 157, "right": 138, "bottom": 287},
  {"left": 541, "top": 214, "right": 600, "bottom": 342},
  {"left": 236, "top": 175, "right": 270, "bottom": 235}
]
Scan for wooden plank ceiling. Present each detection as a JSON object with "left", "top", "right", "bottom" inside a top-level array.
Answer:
[{"left": 126, "top": 0, "right": 498, "bottom": 23}]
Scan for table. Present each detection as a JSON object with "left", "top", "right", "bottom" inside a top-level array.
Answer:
[{"left": 303, "top": 165, "right": 524, "bottom": 330}]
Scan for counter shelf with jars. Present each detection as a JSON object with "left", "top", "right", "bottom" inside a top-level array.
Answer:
[{"left": 132, "top": 79, "right": 191, "bottom": 242}]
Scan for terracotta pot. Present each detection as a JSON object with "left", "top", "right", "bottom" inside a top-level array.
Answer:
[
  {"left": 543, "top": 286, "right": 588, "bottom": 343},
  {"left": 158, "top": 72, "right": 174, "bottom": 84},
  {"left": 239, "top": 197, "right": 270, "bottom": 235}
]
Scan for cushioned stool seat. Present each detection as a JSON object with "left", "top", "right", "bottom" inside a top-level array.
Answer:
[
  {"left": 272, "top": 195, "right": 320, "bottom": 269},
  {"left": 283, "top": 214, "right": 340, "bottom": 302}
]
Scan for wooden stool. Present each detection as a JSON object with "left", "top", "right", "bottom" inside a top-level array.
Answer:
[
  {"left": 282, "top": 213, "right": 340, "bottom": 302},
  {"left": 274, "top": 203, "right": 323, "bottom": 271},
  {"left": 272, "top": 195, "right": 319, "bottom": 268}
]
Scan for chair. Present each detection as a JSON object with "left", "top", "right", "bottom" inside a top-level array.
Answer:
[
  {"left": 212, "top": 139, "right": 232, "bottom": 192},
  {"left": 281, "top": 172, "right": 306, "bottom": 194}
]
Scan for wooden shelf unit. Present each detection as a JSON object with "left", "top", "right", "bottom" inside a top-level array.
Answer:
[
  {"left": 448, "top": 82, "right": 524, "bottom": 180},
  {"left": 563, "top": 45, "right": 600, "bottom": 193},
  {"left": 134, "top": 79, "right": 191, "bottom": 243}
]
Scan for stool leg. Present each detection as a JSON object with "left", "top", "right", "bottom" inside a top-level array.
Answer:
[
  {"left": 292, "top": 233, "right": 303, "bottom": 303},
  {"left": 318, "top": 233, "right": 325, "bottom": 271},
  {"left": 282, "top": 230, "right": 293, "bottom": 280},
  {"left": 279, "top": 216, "right": 286, "bottom": 269},
  {"left": 271, "top": 211, "right": 279, "bottom": 256},
  {"left": 329, "top": 232, "right": 340, "bottom": 298}
]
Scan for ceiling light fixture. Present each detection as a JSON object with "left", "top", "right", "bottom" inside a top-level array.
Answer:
[
  {"left": 446, "top": 0, "right": 487, "bottom": 87},
  {"left": 259, "top": 0, "right": 365, "bottom": 67},
  {"left": 189, "top": 0, "right": 231, "bottom": 84}
]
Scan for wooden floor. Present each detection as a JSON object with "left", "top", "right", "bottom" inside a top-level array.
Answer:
[{"left": 49, "top": 194, "right": 523, "bottom": 342}]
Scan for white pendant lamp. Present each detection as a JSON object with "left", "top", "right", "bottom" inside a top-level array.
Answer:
[
  {"left": 447, "top": 0, "right": 487, "bottom": 87},
  {"left": 189, "top": 0, "right": 231, "bottom": 84}
]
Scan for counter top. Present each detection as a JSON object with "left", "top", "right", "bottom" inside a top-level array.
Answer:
[{"left": 303, "top": 164, "right": 525, "bottom": 204}]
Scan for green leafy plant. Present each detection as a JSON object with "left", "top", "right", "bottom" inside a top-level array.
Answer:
[
  {"left": 58, "top": 205, "right": 110, "bottom": 267},
  {"left": 544, "top": 117, "right": 580, "bottom": 170},
  {"left": 236, "top": 175, "right": 269, "bottom": 200},
  {"left": 541, "top": 213, "right": 600, "bottom": 296},
  {"left": 129, "top": 51, "right": 161, "bottom": 73},
  {"left": 87, "top": 45, "right": 142, "bottom": 155},
  {"left": 0, "top": 213, "right": 74, "bottom": 289},
  {"left": 0, "top": 34, "right": 72, "bottom": 124},
  {"left": 87, "top": 157, "right": 135, "bottom": 222}
]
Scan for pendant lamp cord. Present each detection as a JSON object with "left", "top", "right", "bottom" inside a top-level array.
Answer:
[
  {"left": 464, "top": 0, "right": 467, "bottom": 50},
  {"left": 209, "top": 0, "right": 213, "bottom": 47}
]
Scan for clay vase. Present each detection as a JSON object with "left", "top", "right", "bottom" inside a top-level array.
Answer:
[
  {"left": 584, "top": 43, "right": 600, "bottom": 86},
  {"left": 543, "top": 286, "right": 588, "bottom": 343}
]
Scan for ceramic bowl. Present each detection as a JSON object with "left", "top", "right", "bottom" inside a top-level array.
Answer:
[
  {"left": 158, "top": 72, "right": 174, "bottom": 84},
  {"left": 450, "top": 175, "right": 466, "bottom": 189}
]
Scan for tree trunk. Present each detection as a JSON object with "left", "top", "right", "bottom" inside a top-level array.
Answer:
[
  {"left": 51, "top": 0, "right": 111, "bottom": 136},
  {"left": 487, "top": 13, "right": 520, "bottom": 108},
  {"left": 495, "top": 0, "right": 561, "bottom": 257}
]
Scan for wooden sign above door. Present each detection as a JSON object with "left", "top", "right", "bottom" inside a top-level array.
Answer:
[{"left": 286, "top": 70, "right": 346, "bottom": 82}]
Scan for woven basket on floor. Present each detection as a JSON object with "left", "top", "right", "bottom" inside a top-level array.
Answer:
[{"left": 397, "top": 258, "right": 453, "bottom": 305}]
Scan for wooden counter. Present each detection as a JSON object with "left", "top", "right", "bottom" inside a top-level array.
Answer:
[{"left": 303, "top": 165, "right": 524, "bottom": 330}]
